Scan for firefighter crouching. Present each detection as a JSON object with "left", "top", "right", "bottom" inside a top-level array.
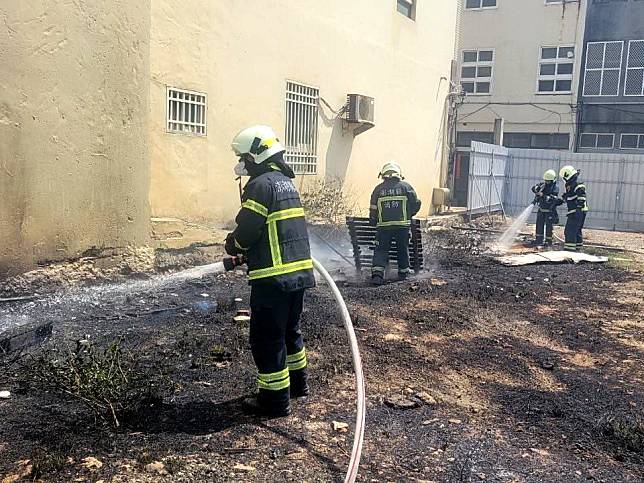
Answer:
[
  {"left": 369, "top": 162, "right": 421, "bottom": 285},
  {"left": 560, "top": 165, "right": 589, "bottom": 252},
  {"left": 531, "top": 169, "right": 563, "bottom": 247},
  {"left": 225, "top": 125, "right": 315, "bottom": 418}
]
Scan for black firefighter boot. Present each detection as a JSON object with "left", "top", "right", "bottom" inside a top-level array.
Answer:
[
  {"left": 290, "top": 368, "right": 309, "bottom": 399},
  {"left": 242, "top": 388, "right": 290, "bottom": 418}
]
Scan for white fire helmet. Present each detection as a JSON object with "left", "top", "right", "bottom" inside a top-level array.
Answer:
[
  {"left": 559, "top": 165, "right": 577, "bottom": 182},
  {"left": 379, "top": 161, "right": 403, "bottom": 179},
  {"left": 231, "top": 125, "right": 286, "bottom": 165}
]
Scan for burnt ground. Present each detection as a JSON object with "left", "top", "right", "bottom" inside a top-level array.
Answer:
[{"left": 0, "top": 225, "right": 643, "bottom": 482}]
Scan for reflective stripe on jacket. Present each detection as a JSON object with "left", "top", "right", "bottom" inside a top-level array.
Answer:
[
  {"left": 563, "top": 177, "right": 589, "bottom": 216},
  {"left": 369, "top": 178, "right": 421, "bottom": 229},
  {"left": 233, "top": 169, "right": 315, "bottom": 292},
  {"left": 531, "top": 181, "right": 559, "bottom": 212}
]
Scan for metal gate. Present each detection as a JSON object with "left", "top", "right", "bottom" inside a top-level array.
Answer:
[
  {"left": 468, "top": 143, "right": 644, "bottom": 232},
  {"left": 466, "top": 142, "right": 509, "bottom": 217}
]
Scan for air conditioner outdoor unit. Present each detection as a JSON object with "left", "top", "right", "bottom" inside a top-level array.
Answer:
[{"left": 346, "top": 94, "right": 375, "bottom": 135}]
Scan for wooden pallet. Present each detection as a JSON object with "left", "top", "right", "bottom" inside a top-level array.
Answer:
[{"left": 345, "top": 216, "right": 424, "bottom": 273}]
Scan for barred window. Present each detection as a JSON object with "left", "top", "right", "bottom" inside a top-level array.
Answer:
[
  {"left": 537, "top": 46, "right": 575, "bottom": 93},
  {"left": 583, "top": 41, "right": 624, "bottom": 97},
  {"left": 285, "top": 81, "right": 319, "bottom": 175},
  {"left": 166, "top": 88, "right": 206, "bottom": 135},
  {"left": 625, "top": 40, "right": 644, "bottom": 96},
  {"left": 460, "top": 49, "right": 494, "bottom": 95}
]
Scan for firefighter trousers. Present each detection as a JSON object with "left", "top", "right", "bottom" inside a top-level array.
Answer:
[
  {"left": 564, "top": 211, "right": 586, "bottom": 251},
  {"left": 535, "top": 211, "right": 554, "bottom": 245},
  {"left": 249, "top": 284, "right": 308, "bottom": 412},
  {"left": 372, "top": 227, "right": 411, "bottom": 277}
]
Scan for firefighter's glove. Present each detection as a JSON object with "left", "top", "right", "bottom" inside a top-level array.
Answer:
[{"left": 225, "top": 232, "right": 239, "bottom": 256}]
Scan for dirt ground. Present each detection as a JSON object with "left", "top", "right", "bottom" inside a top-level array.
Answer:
[{"left": 1, "top": 222, "right": 643, "bottom": 482}]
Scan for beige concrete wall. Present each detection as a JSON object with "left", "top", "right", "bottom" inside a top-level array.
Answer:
[
  {"left": 0, "top": 1, "right": 151, "bottom": 276},
  {"left": 456, "top": 0, "right": 586, "bottom": 139},
  {"left": 149, "top": 0, "right": 458, "bottom": 224}
]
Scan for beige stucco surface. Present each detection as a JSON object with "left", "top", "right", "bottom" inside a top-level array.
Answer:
[
  {"left": 149, "top": 0, "right": 457, "bottom": 224},
  {"left": 456, "top": 0, "right": 586, "bottom": 140},
  {"left": 0, "top": 1, "right": 151, "bottom": 275}
]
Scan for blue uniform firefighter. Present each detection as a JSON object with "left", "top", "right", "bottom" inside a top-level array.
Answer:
[
  {"left": 369, "top": 162, "right": 421, "bottom": 285},
  {"left": 530, "top": 169, "right": 562, "bottom": 247},
  {"left": 225, "top": 125, "right": 315, "bottom": 418},
  {"left": 560, "top": 165, "right": 589, "bottom": 251}
]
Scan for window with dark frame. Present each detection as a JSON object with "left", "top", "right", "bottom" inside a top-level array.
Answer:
[{"left": 397, "top": 0, "right": 415, "bottom": 19}]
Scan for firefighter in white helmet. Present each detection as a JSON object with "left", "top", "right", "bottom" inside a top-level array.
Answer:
[
  {"left": 559, "top": 165, "right": 589, "bottom": 251},
  {"left": 369, "top": 162, "right": 421, "bottom": 285},
  {"left": 530, "top": 169, "right": 562, "bottom": 247},
  {"left": 225, "top": 125, "right": 315, "bottom": 418}
]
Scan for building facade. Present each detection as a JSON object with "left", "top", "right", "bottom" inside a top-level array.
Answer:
[
  {"left": 0, "top": 1, "right": 151, "bottom": 276},
  {"left": 149, "top": 0, "right": 457, "bottom": 226},
  {"left": 451, "top": 0, "right": 587, "bottom": 206},
  {"left": 577, "top": 0, "right": 644, "bottom": 153},
  {"left": 1, "top": 0, "right": 457, "bottom": 274}
]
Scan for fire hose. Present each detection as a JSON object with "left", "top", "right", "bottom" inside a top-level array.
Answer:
[{"left": 223, "top": 255, "right": 365, "bottom": 483}]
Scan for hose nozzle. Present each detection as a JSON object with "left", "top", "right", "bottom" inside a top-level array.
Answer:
[{"left": 223, "top": 255, "right": 246, "bottom": 271}]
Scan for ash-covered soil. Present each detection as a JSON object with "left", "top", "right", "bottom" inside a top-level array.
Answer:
[{"left": 1, "top": 226, "right": 642, "bottom": 482}]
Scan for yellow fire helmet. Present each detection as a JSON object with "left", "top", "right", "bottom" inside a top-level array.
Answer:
[
  {"left": 543, "top": 169, "right": 557, "bottom": 182},
  {"left": 559, "top": 165, "right": 577, "bottom": 182},
  {"left": 379, "top": 161, "right": 403, "bottom": 179}
]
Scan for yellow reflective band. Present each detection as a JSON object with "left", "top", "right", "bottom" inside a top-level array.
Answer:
[
  {"left": 248, "top": 259, "right": 314, "bottom": 281},
  {"left": 268, "top": 218, "right": 282, "bottom": 266},
  {"left": 257, "top": 378, "right": 290, "bottom": 391},
  {"left": 577, "top": 197, "right": 586, "bottom": 200},
  {"left": 575, "top": 184, "right": 586, "bottom": 191},
  {"left": 242, "top": 199, "right": 269, "bottom": 217},
  {"left": 582, "top": 206, "right": 589, "bottom": 212},
  {"left": 257, "top": 367, "right": 290, "bottom": 391},
  {"left": 258, "top": 367, "right": 289, "bottom": 382},
  {"left": 287, "top": 348, "right": 307, "bottom": 371},
  {"left": 567, "top": 195, "right": 578, "bottom": 200},
  {"left": 287, "top": 348, "right": 306, "bottom": 363},
  {"left": 288, "top": 358, "right": 307, "bottom": 371},
  {"left": 377, "top": 220, "right": 412, "bottom": 227},
  {"left": 267, "top": 207, "right": 306, "bottom": 224}
]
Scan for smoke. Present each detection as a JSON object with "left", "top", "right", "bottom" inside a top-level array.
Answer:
[{"left": 307, "top": 225, "right": 356, "bottom": 281}]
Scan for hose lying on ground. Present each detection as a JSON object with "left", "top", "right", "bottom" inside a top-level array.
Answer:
[
  {"left": 312, "top": 258, "right": 366, "bottom": 483},
  {"left": 220, "top": 256, "right": 366, "bottom": 482}
]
